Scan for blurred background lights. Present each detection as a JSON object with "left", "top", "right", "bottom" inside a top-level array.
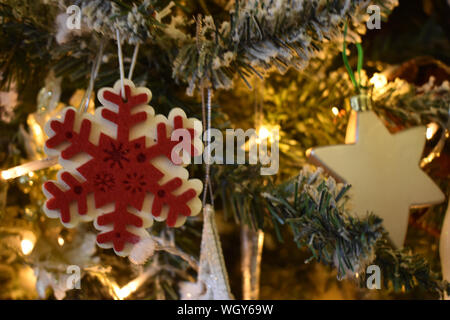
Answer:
[
  {"left": 331, "top": 107, "right": 339, "bottom": 116},
  {"left": 21, "top": 239, "right": 35, "bottom": 255},
  {"left": 426, "top": 122, "right": 439, "bottom": 140},
  {"left": 369, "top": 73, "right": 387, "bottom": 89}
]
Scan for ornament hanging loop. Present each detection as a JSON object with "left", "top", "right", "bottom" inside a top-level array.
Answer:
[
  {"left": 342, "top": 21, "right": 366, "bottom": 95},
  {"left": 128, "top": 43, "right": 140, "bottom": 80},
  {"left": 79, "top": 38, "right": 105, "bottom": 113},
  {"left": 115, "top": 29, "right": 126, "bottom": 100}
]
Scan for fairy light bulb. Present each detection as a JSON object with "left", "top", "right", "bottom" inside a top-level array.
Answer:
[
  {"left": 57, "top": 236, "right": 65, "bottom": 246},
  {"left": 256, "top": 125, "right": 279, "bottom": 144},
  {"left": 113, "top": 279, "right": 141, "bottom": 300},
  {"left": 258, "top": 126, "right": 270, "bottom": 141},
  {"left": 21, "top": 239, "right": 35, "bottom": 255},
  {"left": 0, "top": 157, "right": 58, "bottom": 181},
  {"left": 1, "top": 167, "right": 27, "bottom": 180},
  {"left": 331, "top": 107, "right": 339, "bottom": 116},
  {"left": 369, "top": 73, "right": 387, "bottom": 89},
  {"left": 426, "top": 123, "right": 439, "bottom": 140}
]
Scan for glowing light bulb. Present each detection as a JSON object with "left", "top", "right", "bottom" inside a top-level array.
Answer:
[
  {"left": 21, "top": 239, "right": 35, "bottom": 255},
  {"left": 0, "top": 157, "right": 58, "bottom": 181},
  {"left": 258, "top": 126, "right": 270, "bottom": 141},
  {"left": 57, "top": 236, "right": 65, "bottom": 246},
  {"left": 331, "top": 107, "right": 339, "bottom": 116},
  {"left": 1, "top": 166, "right": 30, "bottom": 180},
  {"left": 256, "top": 125, "right": 279, "bottom": 144},
  {"left": 426, "top": 123, "right": 439, "bottom": 140},
  {"left": 1, "top": 170, "right": 13, "bottom": 180},
  {"left": 369, "top": 73, "right": 387, "bottom": 89},
  {"left": 113, "top": 280, "right": 140, "bottom": 300}
]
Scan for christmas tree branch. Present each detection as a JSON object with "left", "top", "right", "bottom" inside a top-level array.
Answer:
[
  {"left": 0, "top": 0, "right": 398, "bottom": 94},
  {"left": 262, "top": 166, "right": 450, "bottom": 296},
  {"left": 172, "top": 0, "right": 398, "bottom": 93}
]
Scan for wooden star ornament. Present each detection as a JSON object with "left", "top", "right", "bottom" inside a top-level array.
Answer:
[{"left": 307, "top": 110, "right": 445, "bottom": 247}]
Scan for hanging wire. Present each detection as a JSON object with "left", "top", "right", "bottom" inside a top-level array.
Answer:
[
  {"left": 201, "top": 86, "right": 214, "bottom": 207},
  {"left": 207, "top": 88, "right": 214, "bottom": 206},
  {"left": 79, "top": 39, "right": 105, "bottom": 113},
  {"left": 342, "top": 21, "right": 365, "bottom": 93},
  {"left": 196, "top": 15, "right": 214, "bottom": 207},
  {"left": 116, "top": 29, "right": 126, "bottom": 99},
  {"left": 128, "top": 43, "right": 140, "bottom": 80}
]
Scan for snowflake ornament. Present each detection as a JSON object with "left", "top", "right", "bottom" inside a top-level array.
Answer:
[{"left": 43, "top": 80, "right": 203, "bottom": 257}]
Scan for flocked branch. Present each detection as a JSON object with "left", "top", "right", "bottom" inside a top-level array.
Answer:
[{"left": 262, "top": 166, "right": 450, "bottom": 296}]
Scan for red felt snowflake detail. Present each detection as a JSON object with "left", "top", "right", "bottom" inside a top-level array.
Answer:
[{"left": 43, "top": 80, "right": 203, "bottom": 256}]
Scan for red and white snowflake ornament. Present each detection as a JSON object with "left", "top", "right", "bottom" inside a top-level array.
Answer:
[{"left": 42, "top": 79, "right": 203, "bottom": 257}]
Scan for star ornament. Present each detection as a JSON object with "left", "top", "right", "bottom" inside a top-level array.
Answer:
[{"left": 307, "top": 110, "right": 445, "bottom": 247}]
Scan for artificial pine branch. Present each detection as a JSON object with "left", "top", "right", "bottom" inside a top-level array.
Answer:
[
  {"left": 263, "top": 166, "right": 450, "bottom": 296},
  {"left": 172, "top": 0, "right": 399, "bottom": 93},
  {"left": 0, "top": 0, "right": 399, "bottom": 94}
]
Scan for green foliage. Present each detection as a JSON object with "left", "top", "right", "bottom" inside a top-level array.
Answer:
[
  {"left": 173, "top": 0, "right": 398, "bottom": 93},
  {"left": 263, "top": 167, "right": 450, "bottom": 296},
  {"left": 373, "top": 239, "right": 450, "bottom": 296},
  {"left": 0, "top": 3, "right": 54, "bottom": 91}
]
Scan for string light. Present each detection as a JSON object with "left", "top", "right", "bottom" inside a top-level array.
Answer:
[
  {"left": 112, "top": 274, "right": 150, "bottom": 300},
  {"left": 27, "top": 116, "right": 46, "bottom": 147},
  {"left": 331, "top": 107, "right": 339, "bottom": 116},
  {"left": 426, "top": 122, "right": 439, "bottom": 140},
  {"left": 57, "top": 236, "right": 65, "bottom": 246},
  {"left": 256, "top": 124, "right": 279, "bottom": 144},
  {"left": 257, "top": 125, "right": 270, "bottom": 143},
  {"left": 111, "top": 266, "right": 158, "bottom": 300},
  {"left": 113, "top": 281, "right": 140, "bottom": 300},
  {"left": 21, "top": 238, "right": 35, "bottom": 255},
  {"left": 369, "top": 73, "right": 387, "bottom": 89},
  {"left": 0, "top": 157, "right": 58, "bottom": 181}
]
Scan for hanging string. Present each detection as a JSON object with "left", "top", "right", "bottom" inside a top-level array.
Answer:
[
  {"left": 342, "top": 21, "right": 365, "bottom": 94},
  {"left": 116, "top": 29, "right": 126, "bottom": 99},
  {"left": 196, "top": 15, "right": 214, "bottom": 207},
  {"left": 201, "top": 86, "right": 214, "bottom": 207},
  {"left": 128, "top": 43, "right": 140, "bottom": 80},
  {"left": 79, "top": 40, "right": 105, "bottom": 113},
  {"left": 206, "top": 88, "right": 214, "bottom": 205}
]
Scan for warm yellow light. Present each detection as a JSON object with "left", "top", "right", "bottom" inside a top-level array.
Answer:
[
  {"left": 31, "top": 121, "right": 45, "bottom": 146},
  {"left": 258, "top": 126, "right": 270, "bottom": 141},
  {"left": 331, "top": 107, "right": 339, "bottom": 116},
  {"left": 1, "top": 166, "right": 30, "bottom": 180},
  {"left": 426, "top": 123, "right": 439, "bottom": 140},
  {"left": 1, "top": 170, "right": 13, "bottom": 180},
  {"left": 21, "top": 239, "right": 35, "bottom": 255},
  {"left": 113, "top": 279, "right": 141, "bottom": 300},
  {"left": 369, "top": 73, "right": 387, "bottom": 89},
  {"left": 57, "top": 236, "right": 65, "bottom": 246},
  {"left": 0, "top": 157, "right": 58, "bottom": 181},
  {"left": 256, "top": 125, "right": 279, "bottom": 144},
  {"left": 28, "top": 172, "right": 35, "bottom": 178}
]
